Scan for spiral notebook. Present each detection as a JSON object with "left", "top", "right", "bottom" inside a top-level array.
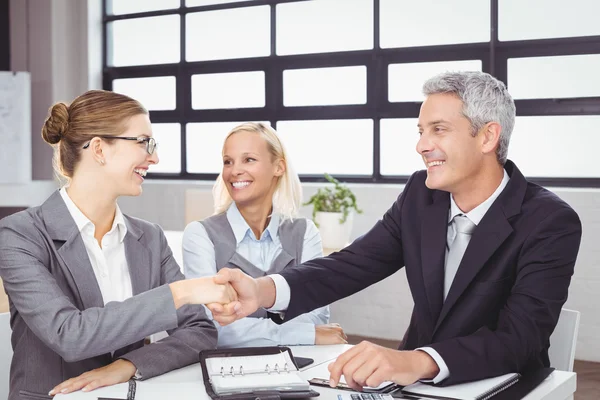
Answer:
[
  {"left": 401, "top": 373, "right": 521, "bottom": 400},
  {"left": 199, "top": 346, "right": 320, "bottom": 399}
]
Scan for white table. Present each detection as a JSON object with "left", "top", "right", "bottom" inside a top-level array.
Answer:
[{"left": 56, "top": 344, "right": 576, "bottom": 400}]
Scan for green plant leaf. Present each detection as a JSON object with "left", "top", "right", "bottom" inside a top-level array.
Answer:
[{"left": 302, "top": 173, "right": 363, "bottom": 224}]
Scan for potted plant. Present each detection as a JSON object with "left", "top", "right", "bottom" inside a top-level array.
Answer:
[{"left": 304, "top": 173, "right": 362, "bottom": 250}]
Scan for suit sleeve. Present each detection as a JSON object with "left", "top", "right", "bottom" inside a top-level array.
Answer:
[
  {"left": 277, "top": 173, "right": 416, "bottom": 321},
  {"left": 120, "top": 226, "right": 217, "bottom": 379},
  {"left": 0, "top": 215, "right": 181, "bottom": 363},
  {"left": 429, "top": 206, "right": 582, "bottom": 385}
]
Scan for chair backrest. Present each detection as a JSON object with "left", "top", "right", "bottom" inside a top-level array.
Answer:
[
  {"left": 0, "top": 312, "right": 13, "bottom": 400},
  {"left": 548, "top": 308, "right": 580, "bottom": 371},
  {"left": 163, "top": 230, "right": 184, "bottom": 272}
]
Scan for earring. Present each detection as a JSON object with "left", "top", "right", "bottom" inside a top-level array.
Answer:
[{"left": 100, "top": 159, "right": 105, "bottom": 165}]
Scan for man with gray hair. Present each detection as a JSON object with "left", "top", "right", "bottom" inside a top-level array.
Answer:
[{"left": 209, "top": 71, "right": 582, "bottom": 389}]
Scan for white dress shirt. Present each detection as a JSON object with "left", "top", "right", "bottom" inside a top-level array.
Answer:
[
  {"left": 270, "top": 169, "right": 510, "bottom": 383},
  {"left": 183, "top": 203, "right": 329, "bottom": 347},
  {"left": 59, "top": 188, "right": 133, "bottom": 305}
]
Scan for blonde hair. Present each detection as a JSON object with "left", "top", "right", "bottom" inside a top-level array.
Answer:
[
  {"left": 41, "top": 90, "right": 147, "bottom": 182},
  {"left": 213, "top": 122, "right": 302, "bottom": 221}
]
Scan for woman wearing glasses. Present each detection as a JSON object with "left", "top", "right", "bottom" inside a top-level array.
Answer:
[
  {"left": 0, "top": 90, "right": 234, "bottom": 400},
  {"left": 183, "top": 122, "right": 347, "bottom": 348}
]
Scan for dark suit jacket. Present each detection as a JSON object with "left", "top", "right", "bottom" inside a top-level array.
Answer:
[
  {"left": 278, "top": 161, "right": 582, "bottom": 385},
  {"left": 0, "top": 192, "right": 217, "bottom": 400}
]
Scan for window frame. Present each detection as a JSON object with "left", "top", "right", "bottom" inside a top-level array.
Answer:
[{"left": 103, "top": 0, "right": 600, "bottom": 187}]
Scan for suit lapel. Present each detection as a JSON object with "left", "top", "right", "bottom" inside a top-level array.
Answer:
[
  {"left": 421, "top": 191, "right": 451, "bottom": 327},
  {"left": 123, "top": 217, "right": 151, "bottom": 295},
  {"left": 433, "top": 161, "right": 526, "bottom": 333},
  {"left": 434, "top": 208, "right": 513, "bottom": 332},
  {"left": 42, "top": 191, "right": 104, "bottom": 310}
]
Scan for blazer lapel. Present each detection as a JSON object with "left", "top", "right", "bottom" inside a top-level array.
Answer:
[
  {"left": 421, "top": 191, "right": 451, "bottom": 327},
  {"left": 434, "top": 161, "right": 526, "bottom": 333},
  {"left": 227, "top": 252, "right": 266, "bottom": 278},
  {"left": 269, "top": 249, "right": 294, "bottom": 274},
  {"left": 123, "top": 217, "right": 151, "bottom": 295},
  {"left": 42, "top": 191, "right": 104, "bottom": 310}
]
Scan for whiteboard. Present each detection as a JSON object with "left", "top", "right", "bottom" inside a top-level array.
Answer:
[{"left": 0, "top": 71, "right": 32, "bottom": 184}]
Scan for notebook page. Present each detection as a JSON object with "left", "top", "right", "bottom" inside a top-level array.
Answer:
[
  {"left": 211, "top": 373, "right": 308, "bottom": 394},
  {"left": 402, "top": 373, "right": 519, "bottom": 400},
  {"left": 206, "top": 351, "right": 297, "bottom": 376}
]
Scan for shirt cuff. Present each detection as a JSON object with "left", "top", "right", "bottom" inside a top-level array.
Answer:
[
  {"left": 279, "top": 323, "right": 316, "bottom": 345},
  {"left": 416, "top": 347, "right": 450, "bottom": 384},
  {"left": 134, "top": 369, "right": 142, "bottom": 380},
  {"left": 268, "top": 274, "right": 291, "bottom": 312}
]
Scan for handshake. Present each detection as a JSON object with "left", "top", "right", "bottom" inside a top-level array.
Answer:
[{"left": 171, "top": 268, "right": 347, "bottom": 345}]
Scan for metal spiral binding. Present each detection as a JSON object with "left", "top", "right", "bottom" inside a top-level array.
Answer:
[{"left": 217, "top": 363, "right": 291, "bottom": 377}]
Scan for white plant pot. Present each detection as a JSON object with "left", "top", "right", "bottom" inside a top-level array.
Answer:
[{"left": 315, "top": 211, "right": 354, "bottom": 250}]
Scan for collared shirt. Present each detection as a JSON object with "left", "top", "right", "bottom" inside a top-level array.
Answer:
[
  {"left": 270, "top": 169, "right": 510, "bottom": 383},
  {"left": 59, "top": 188, "right": 133, "bottom": 305},
  {"left": 183, "top": 202, "right": 329, "bottom": 347}
]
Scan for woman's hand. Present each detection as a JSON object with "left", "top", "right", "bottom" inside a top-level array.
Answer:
[
  {"left": 170, "top": 277, "right": 238, "bottom": 308},
  {"left": 49, "top": 359, "right": 136, "bottom": 396},
  {"left": 315, "top": 323, "right": 348, "bottom": 345}
]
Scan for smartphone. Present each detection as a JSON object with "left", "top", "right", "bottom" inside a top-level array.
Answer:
[
  {"left": 310, "top": 377, "right": 352, "bottom": 391},
  {"left": 308, "top": 378, "right": 397, "bottom": 393}
]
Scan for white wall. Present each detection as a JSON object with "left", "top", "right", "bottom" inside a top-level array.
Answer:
[
  {"left": 117, "top": 181, "right": 600, "bottom": 362},
  {"left": 4, "top": 0, "right": 600, "bottom": 363}
]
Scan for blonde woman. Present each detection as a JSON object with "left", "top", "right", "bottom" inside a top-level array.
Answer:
[{"left": 183, "top": 122, "right": 346, "bottom": 347}]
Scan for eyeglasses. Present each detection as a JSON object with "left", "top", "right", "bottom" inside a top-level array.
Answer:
[{"left": 82, "top": 136, "right": 157, "bottom": 155}]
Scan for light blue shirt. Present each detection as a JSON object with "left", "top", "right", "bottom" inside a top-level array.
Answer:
[
  {"left": 183, "top": 203, "right": 329, "bottom": 347},
  {"left": 270, "top": 169, "right": 510, "bottom": 383}
]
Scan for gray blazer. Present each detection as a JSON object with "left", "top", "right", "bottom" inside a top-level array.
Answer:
[{"left": 0, "top": 192, "right": 217, "bottom": 400}]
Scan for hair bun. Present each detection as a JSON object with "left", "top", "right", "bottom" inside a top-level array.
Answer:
[{"left": 41, "top": 102, "right": 70, "bottom": 145}]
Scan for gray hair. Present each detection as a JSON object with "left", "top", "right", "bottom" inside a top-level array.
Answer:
[{"left": 422, "top": 71, "right": 516, "bottom": 165}]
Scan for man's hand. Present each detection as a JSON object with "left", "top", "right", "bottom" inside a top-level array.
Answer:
[
  {"left": 170, "top": 277, "right": 237, "bottom": 308},
  {"left": 48, "top": 359, "right": 136, "bottom": 395},
  {"left": 315, "top": 323, "right": 348, "bottom": 345},
  {"left": 327, "top": 341, "right": 439, "bottom": 390},
  {"left": 207, "top": 268, "right": 271, "bottom": 325}
]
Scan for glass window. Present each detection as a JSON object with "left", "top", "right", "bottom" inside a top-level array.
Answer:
[
  {"left": 499, "top": 0, "right": 600, "bottom": 41},
  {"left": 283, "top": 66, "right": 367, "bottom": 107},
  {"left": 150, "top": 123, "right": 181, "bottom": 173},
  {"left": 186, "top": 0, "right": 255, "bottom": 5},
  {"left": 388, "top": 60, "right": 482, "bottom": 102},
  {"left": 186, "top": 122, "right": 271, "bottom": 173},
  {"left": 509, "top": 116, "right": 600, "bottom": 177},
  {"left": 192, "top": 71, "right": 265, "bottom": 110},
  {"left": 108, "top": 0, "right": 179, "bottom": 15},
  {"left": 108, "top": 16, "right": 180, "bottom": 66},
  {"left": 380, "top": 0, "right": 490, "bottom": 48},
  {"left": 380, "top": 119, "right": 423, "bottom": 176},
  {"left": 186, "top": 6, "right": 270, "bottom": 61},
  {"left": 508, "top": 54, "right": 600, "bottom": 99},
  {"left": 112, "top": 76, "right": 176, "bottom": 110},
  {"left": 276, "top": 120, "right": 373, "bottom": 175},
  {"left": 276, "top": 0, "right": 373, "bottom": 56}
]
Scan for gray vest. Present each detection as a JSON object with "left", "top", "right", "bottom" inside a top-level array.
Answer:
[{"left": 200, "top": 212, "right": 307, "bottom": 318}]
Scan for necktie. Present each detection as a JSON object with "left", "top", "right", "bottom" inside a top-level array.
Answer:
[{"left": 444, "top": 214, "right": 476, "bottom": 300}]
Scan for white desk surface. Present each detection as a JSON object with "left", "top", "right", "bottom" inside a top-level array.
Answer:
[{"left": 56, "top": 344, "right": 576, "bottom": 400}]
